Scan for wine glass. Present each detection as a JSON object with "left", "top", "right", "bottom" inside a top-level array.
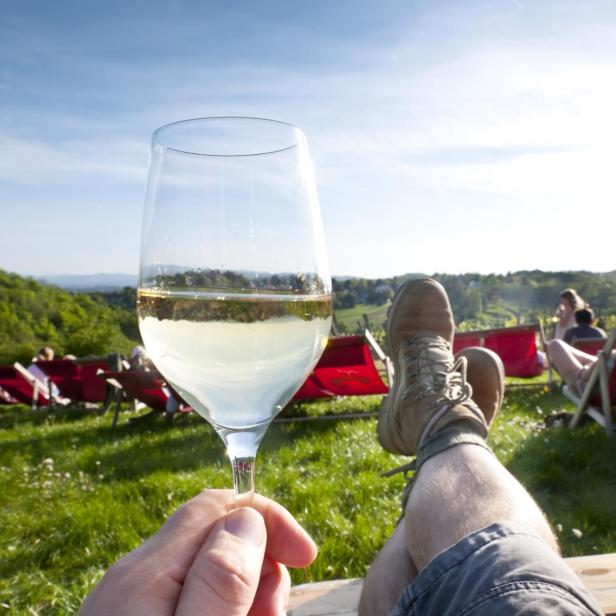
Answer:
[{"left": 137, "top": 117, "right": 332, "bottom": 503}]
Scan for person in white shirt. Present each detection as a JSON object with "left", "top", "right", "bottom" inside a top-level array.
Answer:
[
  {"left": 27, "top": 346, "right": 63, "bottom": 401},
  {"left": 553, "top": 288, "right": 586, "bottom": 340}
]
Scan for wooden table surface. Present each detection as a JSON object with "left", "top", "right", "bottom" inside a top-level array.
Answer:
[{"left": 289, "top": 553, "right": 616, "bottom": 615}]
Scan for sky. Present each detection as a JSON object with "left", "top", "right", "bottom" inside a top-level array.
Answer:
[{"left": 1, "top": 0, "right": 616, "bottom": 279}]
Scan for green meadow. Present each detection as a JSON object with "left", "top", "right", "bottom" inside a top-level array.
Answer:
[
  {"left": 334, "top": 303, "right": 390, "bottom": 333},
  {"left": 1, "top": 388, "right": 615, "bottom": 615}
]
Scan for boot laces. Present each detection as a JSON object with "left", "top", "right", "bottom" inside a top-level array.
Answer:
[
  {"left": 382, "top": 335, "right": 475, "bottom": 512},
  {"left": 400, "top": 335, "right": 471, "bottom": 405}
]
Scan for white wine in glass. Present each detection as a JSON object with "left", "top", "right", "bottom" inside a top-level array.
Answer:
[{"left": 137, "top": 117, "right": 332, "bottom": 501}]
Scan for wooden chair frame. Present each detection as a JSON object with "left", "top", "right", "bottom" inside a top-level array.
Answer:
[
  {"left": 564, "top": 329, "right": 616, "bottom": 436},
  {"left": 13, "top": 362, "right": 51, "bottom": 409}
]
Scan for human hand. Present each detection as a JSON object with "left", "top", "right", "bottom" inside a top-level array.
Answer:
[{"left": 79, "top": 489, "right": 317, "bottom": 616}]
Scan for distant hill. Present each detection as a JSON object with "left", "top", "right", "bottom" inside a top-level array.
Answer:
[
  {"left": 2, "top": 268, "right": 615, "bottom": 364},
  {"left": 38, "top": 273, "right": 138, "bottom": 292},
  {"left": 0, "top": 270, "right": 139, "bottom": 364}
]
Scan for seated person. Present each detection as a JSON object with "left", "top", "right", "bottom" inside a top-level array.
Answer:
[
  {"left": 129, "top": 345, "right": 185, "bottom": 420},
  {"left": 128, "top": 346, "right": 149, "bottom": 370},
  {"left": 0, "top": 386, "right": 17, "bottom": 403},
  {"left": 563, "top": 308, "right": 606, "bottom": 345},
  {"left": 548, "top": 336, "right": 614, "bottom": 394},
  {"left": 553, "top": 288, "right": 586, "bottom": 340},
  {"left": 162, "top": 385, "right": 182, "bottom": 422},
  {"left": 27, "top": 346, "right": 55, "bottom": 383},
  {"left": 27, "top": 346, "right": 64, "bottom": 401}
]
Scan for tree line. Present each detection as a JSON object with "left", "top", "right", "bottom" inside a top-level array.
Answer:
[
  {"left": 1, "top": 269, "right": 615, "bottom": 365},
  {"left": 335, "top": 270, "right": 616, "bottom": 331}
]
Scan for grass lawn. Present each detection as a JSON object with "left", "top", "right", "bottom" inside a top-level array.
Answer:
[
  {"left": 1, "top": 388, "right": 615, "bottom": 614},
  {"left": 334, "top": 303, "right": 390, "bottom": 333}
]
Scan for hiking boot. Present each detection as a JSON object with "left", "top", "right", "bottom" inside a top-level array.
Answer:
[
  {"left": 378, "top": 279, "right": 487, "bottom": 456},
  {"left": 454, "top": 347, "right": 505, "bottom": 427},
  {"left": 386, "top": 278, "right": 454, "bottom": 356}
]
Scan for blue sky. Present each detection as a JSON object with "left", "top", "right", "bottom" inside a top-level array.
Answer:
[{"left": 2, "top": 0, "right": 615, "bottom": 278}]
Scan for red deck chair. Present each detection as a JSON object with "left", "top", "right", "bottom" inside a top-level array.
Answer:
[
  {"left": 35, "top": 360, "right": 85, "bottom": 401},
  {"left": 294, "top": 374, "right": 334, "bottom": 399},
  {"left": 566, "top": 329, "right": 616, "bottom": 436},
  {"left": 37, "top": 356, "right": 118, "bottom": 406},
  {"left": 571, "top": 337, "right": 607, "bottom": 356},
  {"left": 453, "top": 325, "right": 543, "bottom": 378},
  {"left": 0, "top": 365, "right": 50, "bottom": 408},
  {"left": 294, "top": 334, "right": 389, "bottom": 401},
  {"left": 102, "top": 370, "right": 167, "bottom": 426},
  {"left": 77, "top": 358, "right": 113, "bottom": 403},
  {"left": 101, "top": 370, "right": 191, "bottom": 426},
  {"left": 452, "top": 334, "right": 483, "bottom": 354}
]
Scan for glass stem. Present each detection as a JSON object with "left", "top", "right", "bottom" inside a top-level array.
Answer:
[
  {"left": 231, "top": 455, "right": 256, "bottom": 506},
  {"left": 223, "top": 429, "right": 265, "bottom": 507}
]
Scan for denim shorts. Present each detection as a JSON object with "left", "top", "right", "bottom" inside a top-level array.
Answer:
[{"left": 390, "top": 522, "right": 602, "bottom": 616}]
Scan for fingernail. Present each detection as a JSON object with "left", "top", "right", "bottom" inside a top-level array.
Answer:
[{"left": 225, "top": 507, "right": 265, "bottom": 547}]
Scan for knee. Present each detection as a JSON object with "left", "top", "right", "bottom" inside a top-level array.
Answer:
[
  {"left": 547, "top": 339, "right": 563, "bottom": 353},
  {"left": 547, "top": 339, "right": 565, "bottom": 361}
]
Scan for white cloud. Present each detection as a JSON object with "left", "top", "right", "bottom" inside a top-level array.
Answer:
[
  {"left": 0, "top": 135, "right": 146, "bottom": 185},
  {"left": 3, "top": 2, "right": 616, "bottom": 275}
]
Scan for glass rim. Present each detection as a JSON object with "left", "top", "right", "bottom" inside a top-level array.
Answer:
[{"left": 152, "top": 116, "right": 304, "bottom": 157}]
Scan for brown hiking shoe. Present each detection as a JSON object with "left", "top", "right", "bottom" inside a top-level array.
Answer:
[
  {"left": 455, "top": 347, "right": 505, "bottom": 427},
  {"left": 378, "top": 279, "right": 487, "bottom": 456},
  {"left": 386, "top": 278, "right": 454, "bottom": 355},
  {"left": 394, "top": 348, "right": 504, "bottom": 517}
]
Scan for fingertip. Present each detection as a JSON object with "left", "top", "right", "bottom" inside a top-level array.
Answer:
[
  {"left": 293, "top": 527, "right": 318, "bottom": 566},
  {"left": 305, "top": 534, "right": 319, "bottom": 564},
  {"left": 252, "top": 494, "right": 319, "bottom": 567},
  {"left": 225, "top": 507, "right": 266, "bottom": 547}
]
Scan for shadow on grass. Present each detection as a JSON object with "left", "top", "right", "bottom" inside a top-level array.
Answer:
[
  {"left": 506, "top": 420, "right": 616, "bottom": 556},
  {"left": 1, "top": 394, "right": 381, "bottom": 427},
  {"left": 0, "top": 403, "right": 364, "bottom": 480},
  {"left": 0, "top": 404, "right": 103, "bottom": 429},
  {"left": 0, "top": 413, "right": 372, "bottom": 586}
]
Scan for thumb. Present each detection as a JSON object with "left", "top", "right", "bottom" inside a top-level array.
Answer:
[{"left": 175, "top": 507, "right": 266, "bottom": 616}]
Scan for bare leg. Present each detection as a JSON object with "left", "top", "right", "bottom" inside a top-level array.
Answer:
[
  {"left": 406, "top": 445, "right": 558, "bottom": 571},
  {"left": 362, "top": 280, "right": 561, "bottom": 615},
  {"left": 359, "top": 523, "right": 417, "bottom": 616},
  {"left": 360, "top": 445, "right": 558, "bottom": 615},
  {"left": 567, "top": 347, "right": 600, "bottom": 364},
  {"left": 547, "top": 339, "right": 596, "bottom": 385}
]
